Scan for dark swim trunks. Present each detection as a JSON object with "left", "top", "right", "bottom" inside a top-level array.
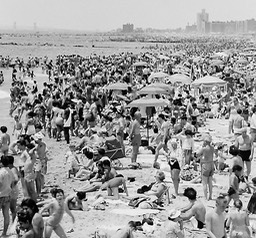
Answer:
[
  {"left": 196, "top": 219, "right": 205, "bottom": 229},
  {"left": 239, "top": 150, "right": 251, "bottom": 162}
]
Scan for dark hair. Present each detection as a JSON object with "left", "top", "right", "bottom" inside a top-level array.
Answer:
[
  {"left": 21, "top": 198, "right": 39, "bottom": 213},
  {"left": 0, "top": 126, "right": 7, "bottom": 133},
  {"left": 158, "top": 114, "right": 165, "bottom": 120},
  {"left": 17, "top": 210, "right": 33, "bottom": 224},
  {"left": 229, "top": 145, "right": 239, "bottom": 156},
  {"left": 50, "top": 188, "right": 58, "bottom": 196},
  {"left": 183, "top": 187, "right": 197, "bottom": 200},
  {"left": 234, "top": 199, "right": 242, "bottom": 209},
  {"left": 237, "top": 109, "right": 242, "bottom": 114},
  {"left": 153, "top": 126, "right": 158, "bottom": 134},
  {"left": 1, "top": 156, "right": 9, "bottom": 167},
  {"left": 252, "top": 177, "right": 256, "bottom": 185},
  {"left": 17, "top": 139, "right": 27, "bottom": 147},
  {"left": 52, "top": 188, "right": 64, "bottom": 198},
  {"left": 76, "top": 192, "right": 86, "bottom": 200},
  {"left": 98, "top": 148, "right": 105, "bottom": 156},
  {"left": 232, "top": 164, "right": 243, "bottom": 172},
  {"left": 102, "top": 159, "right": 111, "bottom": 167}
]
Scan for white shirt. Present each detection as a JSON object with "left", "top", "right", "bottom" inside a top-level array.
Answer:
[{"left": 0, "top": 167, "right": 13, "bottom": 197}]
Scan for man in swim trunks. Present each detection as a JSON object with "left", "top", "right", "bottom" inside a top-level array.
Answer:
[
  {"left": 197, "top": 134, "right": 215, "bottom": 200},
  {"left": 0, "top": 126, "right": 10, "bottom": 156},
  {"left": 180, "top": 187, "right": 206, "bottom": 229},
  {"left": 235, "top": 127, "right": 254, "bottom": 180}
]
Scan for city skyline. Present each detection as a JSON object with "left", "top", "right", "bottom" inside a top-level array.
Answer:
[{"left": 0, "top": 0, "right": 256, "bottom": 32}]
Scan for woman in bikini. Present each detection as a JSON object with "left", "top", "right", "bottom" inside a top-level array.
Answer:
[{"left": 40, "top": 188, "right": 75, "bottom": 238}]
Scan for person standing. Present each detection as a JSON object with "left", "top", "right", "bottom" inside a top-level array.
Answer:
[
  {"left": 234, "top": 127, "right": 254, "bottom": 180},
  {"left": 129, "top": 112, "right": 141, "bottom": 163},
  {"left": 63, "top": 104, "right": 73, "bottom": 144},
  {"left": 250, "top": 106, "right": 256, "bottom": 142},
  {"left": 0, "top": 155, "right": 14, "bottom": 236},
  {"left": 197, "top": 134, "right": 215, "bottom": 200},
  {"left": 206, "top": 194, "right": 228, "bottom": 238}
]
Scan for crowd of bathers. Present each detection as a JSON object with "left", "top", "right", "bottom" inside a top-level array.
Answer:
[{"left": 1, "top": 35, "right": 256, "bottom": 237}]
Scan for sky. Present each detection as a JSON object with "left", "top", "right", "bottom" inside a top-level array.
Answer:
[{"left": 0, "top": 0, "right": 256, "bottom": 31}]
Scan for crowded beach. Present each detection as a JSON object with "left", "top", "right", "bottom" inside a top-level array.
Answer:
[{"left": 1, "top": 36, "right": 256, "bottom": 237}]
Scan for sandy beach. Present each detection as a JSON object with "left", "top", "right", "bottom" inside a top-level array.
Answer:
[{"left": 0, "top": 68, "right": 256, "bottom": 237}]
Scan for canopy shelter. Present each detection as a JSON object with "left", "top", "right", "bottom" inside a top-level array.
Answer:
[
  {"left": 167, "top": 74, "right": 191, "bottom": 85},
  {"left": 191, "top": 75, "right": 227, "bottom": 95},
  {"left": 127, "top": 97, "right": 169, "bottom": 141}
]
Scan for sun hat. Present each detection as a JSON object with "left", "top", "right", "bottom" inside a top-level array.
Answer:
[
  {"left": 203, "top": 134, "right": 212, "bottom": 142},
  {"left": 168, "top": 209, "right": 181, "bottom": 219}
]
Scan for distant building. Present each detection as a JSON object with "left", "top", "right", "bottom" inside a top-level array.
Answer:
[
  {"left": 210, "top": 21, "right": 226, "bottom": 33},
  {"left": 122, "top": 24, "right": 134, "bottom": 33},
  {"left": 197, "top": 9, "right": 209, "bottom": 33},
  {"left": 185, "top": 24, "right": 197, "bottom": 33}
]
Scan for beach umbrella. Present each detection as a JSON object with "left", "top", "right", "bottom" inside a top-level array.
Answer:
[
  {"left": 167, "top": 74, "right": 191, "bottom": 85},
  {"left": 138, "top": 86, "right": 168, "bottom": 95},
  {"left": 105, "top": 82, "right": 128, "bottom": 91},
  {"left": 148, "top": 72, "right": 170, "bottom": 81},
  {"left": 243, "top": 47, "right": 256, "bottom": 52},
  {"left": 127, "top": 97, "right": 169, "bottom": 108},
  {"left": 236, "top": 59, "right": 248, "bottom": 65},
  {"left": 148, "top": 83, "right": 173, "bottom": 93}
]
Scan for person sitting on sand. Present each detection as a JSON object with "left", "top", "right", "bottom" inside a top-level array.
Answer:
[
  {"left": 180, "top": 187, "right": 206, "bottom": 229},
  {"left": 40, "top": 188, "right": 75, "bottom": 238},
  {"left": 161, "top": 209, "right": 184, "bottom": 238},
  {"left": 96, "top": 175, "right": 129, "bottom": 200},
  {"left": 227, "top": 165, "right": 243, "bottom": 206},
  {"left": 65, "top": 192, "right": 86, "bottom": 210},
  {"left": 138, "top": 170, "right": 168, "bottom": 209},
  {"left": 226, "top": 199, "right": 250, "bottom": 238}
]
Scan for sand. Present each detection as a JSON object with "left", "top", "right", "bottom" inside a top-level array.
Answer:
[{"left": 0, "top": 69, "right": 256, "bottom": 237}]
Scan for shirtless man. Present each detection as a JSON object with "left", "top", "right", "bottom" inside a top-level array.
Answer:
[
  {"left": 153, "top": 114, "right": 170, "bottom": 166},
  {"left": 33, "top": 133, "right": 47, "bottom": 196},
  {"left": 0, "top": 126, "right": 10, "bottom": 155},
  {"left": 235, "top": 127, "right": 254, "bottom": 179},
  {"left": 180, "top": 187, "right": 206, "bottom": 229},
  {"left": 130, "top": 111, "right": 141, "bottom": 163},
  {"left": 206, "top": 194, "right": 228, "bottom": 238},
  {"left": 197, "top": 134, "right": 215, "bottom": 200}
]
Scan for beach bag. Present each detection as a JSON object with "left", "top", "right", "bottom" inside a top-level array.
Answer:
[{"left": 128, "top": 197, "right": 149, "bottom": 208}]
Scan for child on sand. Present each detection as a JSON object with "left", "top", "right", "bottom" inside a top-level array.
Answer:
[
  {"left": 65, "top": 144, "right": 81, "bottom": 178},
  {"left": 40, "top": 188, "right": 75, "bottom": 238},
  {"left": 0, "top": 126, "right": 11, "bottom": 155}
]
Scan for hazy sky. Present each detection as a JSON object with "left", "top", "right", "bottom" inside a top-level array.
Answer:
[{"left": 0, "top": 0, "right": 256, "bottom": 31}]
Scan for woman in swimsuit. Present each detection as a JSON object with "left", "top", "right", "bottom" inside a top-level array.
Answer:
[
  {"left": 40, "top": 188, "right": 75, "bottom": 238},
  {"left": 226, "top": 199, "right": 250, "bottom": 238}
]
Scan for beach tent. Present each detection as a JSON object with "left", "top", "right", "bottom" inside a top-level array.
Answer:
[
  {"left": 167, "top": 74, "right": 191, "bottom": 85},
  {"left": 191, "top": 75, "right": 227, "bottom": 95}
]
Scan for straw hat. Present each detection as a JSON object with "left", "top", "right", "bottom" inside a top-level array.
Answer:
[{"left": 168, "top": 209, "right": 181, "bottom": 219}]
